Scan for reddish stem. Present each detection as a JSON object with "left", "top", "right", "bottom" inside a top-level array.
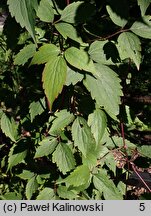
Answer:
[
  {"left": 131, "top": 163, "right": 151, "bottom": 193},
  {"left": 121, "top": 122, "right": 127, "bottom": 149},
  {"left": 66, "top": 0, "right": 70, "bottom": 5},
  {"left": 46, "top": 97, "right": 51, "bottom": 111},
  {"left": 120, "top": 122, "right": 130, "bottom": 199}
]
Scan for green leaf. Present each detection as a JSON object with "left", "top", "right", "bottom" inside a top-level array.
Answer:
[
  {"left": 138, "top": 146, "right": 151, "bottom": 159},
  {"left": 60, "top": 1, "right": 82, "bottom": 23},
  {"left": 71, "top": 182, "right": 91, "bottom": 193},
  {"left": 106, "top": 5, "right": 127, "bottom": 27},
  {"left": 36, "top": 188, "right": 55, "bottom": 200},
  {"left": 14, "top": 44, "right": 36, "bottom": 65},
  {"left": 104, "top": 136, "right": 136, "bottom": 153},
  {"left": 29, "top": 98, "right": 46, "bottom": 122},
  {"left": 105, "top": 152, "right": 116, "bottom": 175},
  {"left": 65, "top": 67, "right": 84, "bottom": 86},
  {"left": 57, "top": 186, "right": 77, "bottom": 199},
  {"left": 82, "top": 151, "right": 98, "bottom": 169},
  {"left": 98, "top": 145, "right": 110, "bottom": 158},
  {"left": 0, "top": 144, "right": 5, "bottom": 150},
  {"left": 117, "top": 181, "right": 126, "bottom": 195},
  {"left": 65, "top": 47, "right": 96, "bottom": 74},
  {"left": 117, "top": 32, "right": 141, "bottom": 70},
  {"left": 1, "top": 112, "right": 17, "bottom": 142},
  {"left": 31, "top": 44, "right": 60, "bottom": 65},
  {"left": 34, "top": 138, "right": 58, "bottom": 158},
  {"left": 64, "top": 165, "right": 91, "bottom": 187},
  {"left": 55, "top": 22, "right": 87, "bottom": 46},
  {"left": 0, "top": 192, "right": 22, "bottom": 200},
  {"left": 49, "top": 109, "right": 75, "bottom": 135},
  {"left": 26, "top": 176, "right": 38, "bottom": 199},
  {"left": 84, "top": 64, "right": 123, "bottom": 119},
  {"left": 88, "top": 109, "right": 107, "bottom": 146},
  {"left": 107, "top": 0, "right": 129, "bottom": 26},
  {"left": 17, "top": 170, "right": 35, "bottom": 180},
  {"left": 72, "top": 117, "right": 96, "bottom": 157},
  {"left": 88, "top": 40, "right": 118, "bottom": 65},
  {"left": 36, "top": 175, "right": 45, "bottom": 185},
  {"left": 31, "top": 0, "right": 39, "bottom": 10},
  {"left": 137, "top": 0, "right": 151, "bottom": 16},
  {"left": 42, "top": 55, "right": 67, "bottom": 109},
  {"left": 52, "top": 143, "right": 75, "bottom": 174},
  {"left": 7, "top": 0, "right": 37, "bottom": 42},
  {"left": 130, "top": 16, "right": 151, "bottom": 39},
  {"left": 8, "top": 141, "right": 27, "bottom": 170},
  {"left": 60, "top": 2, "right": 95, "bottom": 24},
  {"left": 37, "top": 0, "right": 54, "bottom": 23},
  {"left": 93, "top": 170, "right": 123, "bottom": 200}
]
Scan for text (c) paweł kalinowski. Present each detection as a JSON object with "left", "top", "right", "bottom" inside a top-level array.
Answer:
[{"left": 20, "top": 202, "right": 104, "bottom": 212}]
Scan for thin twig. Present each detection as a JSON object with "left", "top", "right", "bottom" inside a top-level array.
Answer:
[
  {"left": 121, "top": 122, "right": 127, "bottom": 149},
  {"left": 131, "top": 163, "right": 151, "bottom": 193},
  {"left": 51, "top": 0, "right": 60, "bottom": 15},
  {"left": 66, "top": 0, "right": 70, "bottom": 5},
  {"left": 103, "top": 28, "right": 129, "bottom": 40},
  {"left": 86, "top": 28, "right": 129, "bottom": 42},
  {"left": 120, "top": 122, "right": 130, "bottom": 199}
]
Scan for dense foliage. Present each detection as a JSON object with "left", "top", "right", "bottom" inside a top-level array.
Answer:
[{"left": 0, "top": 0, "right": 151, "bottom": 200}]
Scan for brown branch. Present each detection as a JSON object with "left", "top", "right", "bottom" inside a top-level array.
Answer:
[
  {"left": 102, "top": 28, "right": 129, "bottom": 40},
  {"left": 86, "top": 28, "right": 129, "bottom": 42}
]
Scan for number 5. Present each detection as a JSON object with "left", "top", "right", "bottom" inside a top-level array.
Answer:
[{"left": 139, "top": 203, "right": 145, "bottom": 211}]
